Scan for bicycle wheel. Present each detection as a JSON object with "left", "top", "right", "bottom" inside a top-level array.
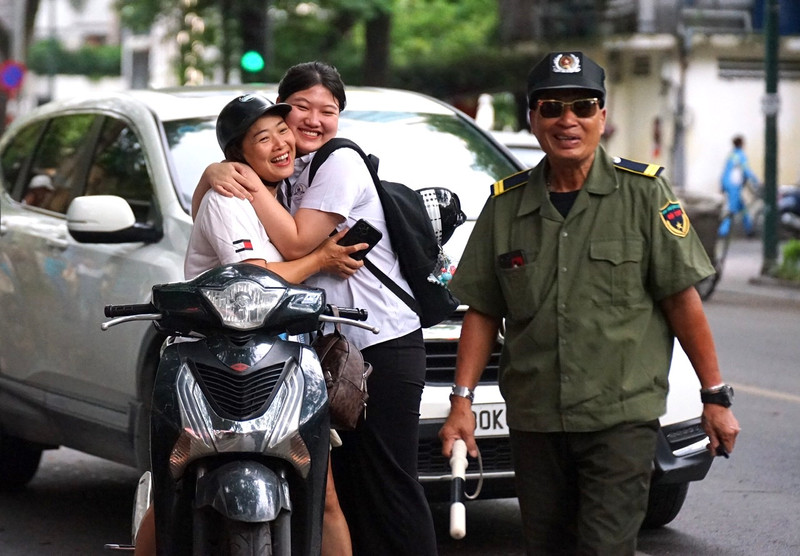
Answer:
[
  {"left": 695, "top": 224, "right": 731, "bottom": 301},
  {"left": 743, "top": 182, "right": 763, "bottom": 237}
]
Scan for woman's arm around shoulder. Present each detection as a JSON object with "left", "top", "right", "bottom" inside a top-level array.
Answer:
[{"left": 191, "top": 161, "right": 262, "bottom": 219}]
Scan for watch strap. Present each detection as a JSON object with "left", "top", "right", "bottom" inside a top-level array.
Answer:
[
  {"left": 700, "top": 384, "right": 734, "bottom": 407},
  {"left": 450, "top": 384, "right": 475, "bottom": 403}
]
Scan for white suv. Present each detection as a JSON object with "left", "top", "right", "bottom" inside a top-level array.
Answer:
[{"left": 0, "top": 86, "right": 711, "bottom": 527}]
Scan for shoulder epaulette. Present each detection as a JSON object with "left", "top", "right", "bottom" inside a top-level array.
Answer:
[
  {"left": 491, "top": 169, "right": 531, "bottom": 197},
  {"left": 613, "top": 156, "right": 664, "bottom": 178}
]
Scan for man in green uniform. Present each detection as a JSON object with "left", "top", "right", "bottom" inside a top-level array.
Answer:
[{"left": 439, "top": 51, "right": 740, "bottom": 555}]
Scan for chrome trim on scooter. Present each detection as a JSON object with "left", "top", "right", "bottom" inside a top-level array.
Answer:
[{"left": 168, "top": 345, "right": 328, "bottom": 480}]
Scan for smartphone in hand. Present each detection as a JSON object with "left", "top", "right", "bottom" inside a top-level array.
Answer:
[{"left": 338, "top": 219, "right": 382, "bottom": 260}]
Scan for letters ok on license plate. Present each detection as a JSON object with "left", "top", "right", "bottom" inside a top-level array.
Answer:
[{"left": 472, "top": 402, "right": 508, "bottom": 438}]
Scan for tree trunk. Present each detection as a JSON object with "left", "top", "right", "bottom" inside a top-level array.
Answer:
[
  {"left": 497, "top": 0, "right": 538, "bottom": 43},
  {"left": 363, "top": 9, "right": 391, "bottom": 86},
  {"left": 220, "top": 0, "right": 233, "bottom": 83}
]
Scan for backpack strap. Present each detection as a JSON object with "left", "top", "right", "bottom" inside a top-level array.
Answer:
[
  {"left": 307, "top": 138, "right": 424, "bottom": 320},
  {"left": 308, "top": 138, "right": 379, "bottom": 183},
  {"left": 362, "top": 258, "right": 421, "bottom": 316}
]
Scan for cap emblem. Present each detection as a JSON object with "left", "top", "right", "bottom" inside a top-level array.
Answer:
[{"left": 552, "top": 53, "right": 581, "bottom": 74}]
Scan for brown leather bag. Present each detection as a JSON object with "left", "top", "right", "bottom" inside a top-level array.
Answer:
[{"left": 311, "top": 307, "right": 373, "bottom": 430}]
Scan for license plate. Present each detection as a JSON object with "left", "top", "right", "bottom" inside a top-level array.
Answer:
[{"left": 472, "top": 402, "right": 508, "bottom": 438}]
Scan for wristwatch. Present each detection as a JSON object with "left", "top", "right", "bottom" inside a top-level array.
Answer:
[
  {"left": 450, "top": 384, "right": 475, "bottom": 403},
  {"left": 700, "top": 383, "right": 734, "bottom": 408}
]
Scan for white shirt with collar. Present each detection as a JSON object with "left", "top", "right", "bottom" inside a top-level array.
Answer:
[{"left": 290, "top": 148, "right": 421, "bottom": 350}]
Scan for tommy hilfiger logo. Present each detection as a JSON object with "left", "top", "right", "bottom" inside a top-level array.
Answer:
[{"left": 233, "top": 239, "right": 254, "bottom": 253}]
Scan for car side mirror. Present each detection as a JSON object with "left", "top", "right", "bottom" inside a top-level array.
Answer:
[{"left": 67, "top": 195, "right": 162, "bottom": 244}]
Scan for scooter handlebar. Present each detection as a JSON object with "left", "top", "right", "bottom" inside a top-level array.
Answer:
[
  {"left": 323, "top": 306, "right": 369, "bottom": 321},
  {"left": 104, "top": 303, "right": 157, "bottom": 318},
  {"left": 320, "top": 306, "right": 379, "bottom": 334}
]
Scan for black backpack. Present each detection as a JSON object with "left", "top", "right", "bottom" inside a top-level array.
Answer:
[{"left": 308, "top": 138, "right": 463, "bottom": 328}]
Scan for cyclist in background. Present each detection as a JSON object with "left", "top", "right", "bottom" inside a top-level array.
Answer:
[{"left": 719, "top": 135, "right": 761, "bottom": 238}]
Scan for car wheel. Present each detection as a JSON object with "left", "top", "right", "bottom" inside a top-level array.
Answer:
[
  {"left": 0, "top": 430, "right": 44, "bottom": 490},
  {"left": 641, "top": 482, "right": 689, "bottom": 529}
]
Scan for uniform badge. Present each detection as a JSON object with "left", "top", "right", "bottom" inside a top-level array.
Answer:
[
  {"left": 552, "top": 53, "right": 581, "bottom": 74},
  {"left": 659, "top": 201, "right": 690, "bottom": 237}
]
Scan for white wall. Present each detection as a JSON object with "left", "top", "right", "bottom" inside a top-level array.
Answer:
[
  {"left": 604, "top": 34, "right": 800, "bottom": 197},
  {"left": 34, "top": 0, "right": 119, "bottom": 47}
]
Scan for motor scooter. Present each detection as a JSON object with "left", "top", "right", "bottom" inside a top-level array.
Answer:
[
  {"left": 779, "top": 183, "right": 800, "bottom": 239},
  {"left": 101, "top": 263, "right": 376, "bottom": 555}
]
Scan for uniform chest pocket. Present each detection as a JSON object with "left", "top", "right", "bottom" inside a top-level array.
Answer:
[
  {"left": 588, "top": 239, "right": 645, "bottom": 306},
  {"left": 497, "top": 253, "right": 541, "bottom": 320}
]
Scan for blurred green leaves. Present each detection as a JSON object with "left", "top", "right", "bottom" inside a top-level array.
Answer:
[
  {"left": 28, "top": 38, "right": 120, "bottom": 78},
  {"left": 391, "top": 0, "right": 498, "bottom": 65},
  {"left": 30, "top": 0, "right": 533, "bottom": 102}
]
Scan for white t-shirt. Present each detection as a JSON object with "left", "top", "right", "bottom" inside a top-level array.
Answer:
[
  {"left": 289, "top": 148, "right": 421, "bottom": 350},
  {"left": 184, "top": 191, "right": 282, "bottom": 279}
]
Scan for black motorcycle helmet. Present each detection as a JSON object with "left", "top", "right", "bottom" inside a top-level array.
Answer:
[
  {"left": 216, "top": 93, "right": 293, "bottom": 156},
  {"left": 418, "top": 187, "right": 467, "bottom": 245}
]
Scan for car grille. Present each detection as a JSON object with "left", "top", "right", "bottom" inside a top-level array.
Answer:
[
  {"left": 420, "top": 312, "right": 507, "bottom": 475},
  {"left": 424, "top": 340, "right": 502, "bottom": 385},
  {"left": 192, "top": 361, "right": 285, "bottom": 420},
  {"left": 418, "top": 436, "right": 513, "bottom": 477},
  {"left": 423, "top": 309, "right": 503, "bottom": 385},
  {"left": 424, "top": 335, "right": 502, "bottom": 385}
]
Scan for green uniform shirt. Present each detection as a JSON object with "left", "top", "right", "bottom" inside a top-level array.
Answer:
[{"left": 450, "top": 146, "right": 714, "bottom": 433}]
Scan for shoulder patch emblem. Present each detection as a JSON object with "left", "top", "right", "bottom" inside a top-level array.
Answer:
[
  {"left": 613, "top": 156, "right": 664, "bottom": 178},
  {"left": 491, "top": 169, "right": 531, "bottom": 197},
  {"left": 659, "top": 200, "right": 690, "bottom": 237}
]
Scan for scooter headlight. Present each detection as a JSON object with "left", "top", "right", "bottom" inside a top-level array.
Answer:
[{"left": 201, "top": 280, "right": 283, "bottom": 330}]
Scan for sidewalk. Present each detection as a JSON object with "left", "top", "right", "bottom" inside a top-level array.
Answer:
[{"left": 711, "top": 237, "right": 800, "bottom": 305}]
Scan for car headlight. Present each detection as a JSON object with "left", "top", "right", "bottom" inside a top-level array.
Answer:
[{"left": 201, "top": 279, "right": 283, "bottom": 330}]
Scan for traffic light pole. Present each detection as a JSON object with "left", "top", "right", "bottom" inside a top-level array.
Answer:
[
  {"left": 761, "top": 0, "right": 780, "bottom": 275},
  {"left": 239, "top": 1, "right": 270, "bottom": 83}
]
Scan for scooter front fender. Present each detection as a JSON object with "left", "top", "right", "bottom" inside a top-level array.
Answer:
[{"left": 195, "top": 461, "right": 291, "bottom": 523}]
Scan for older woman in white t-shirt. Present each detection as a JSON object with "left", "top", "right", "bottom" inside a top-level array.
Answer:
[{"left": 136, "top": 94, "right": 364, "bottom": 556}]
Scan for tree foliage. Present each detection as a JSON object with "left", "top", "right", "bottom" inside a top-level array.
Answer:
[
  {"left": 111, "top": 0, "right": 505, "bottom": 89},
  {"left": 28, "top": 38, "right": 121, "bottom": 78},
  {"left": 108, "top": 0, "right": 534, "bottom": 100},
  {"left": 391, "top": 0, "right": 499, "bottom": 65}
]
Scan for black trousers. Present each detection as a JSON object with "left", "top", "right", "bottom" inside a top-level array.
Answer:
[{"left": 331, "top": 328, "right": 438, "bottom": 556}]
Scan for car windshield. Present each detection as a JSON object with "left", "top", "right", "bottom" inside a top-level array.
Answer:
[
  {"left": 338, "top": 111, "right": 518, "bottom": 218},
  {"left": 163, "top": 118, "right": 220, "bottom": 210},
  {"left": 163, "top": 110, "right": 519, "bottom": 218}
]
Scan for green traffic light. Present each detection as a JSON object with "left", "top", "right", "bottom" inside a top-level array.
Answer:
[{"left": 241, "top": 51, "right": 265, "bottom": 73}]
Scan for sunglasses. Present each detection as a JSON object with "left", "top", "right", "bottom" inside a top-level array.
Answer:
[{"left": 535, "top": 98, "right": 600, "bottom": 119}]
